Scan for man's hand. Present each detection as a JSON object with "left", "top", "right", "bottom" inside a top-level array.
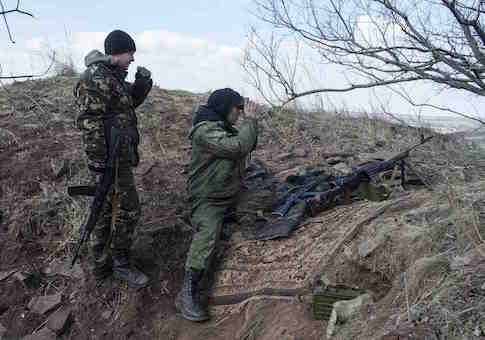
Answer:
[
  {"left": 244, "top": 98, "right": 257, "bottom": 118},
  {"left": 136, "top": 66, "right": 151, "bottom": 79}
]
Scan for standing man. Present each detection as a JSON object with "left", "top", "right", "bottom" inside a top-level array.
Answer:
[
  {"left": 175, "top": 88, "right": 258, "bottom": 321},
  {"left": 73, "top": 30, "right": 152, "bottom": 288}
]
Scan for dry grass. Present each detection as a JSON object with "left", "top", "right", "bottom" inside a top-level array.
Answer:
[
  {"left": 259, "top": 104, "right": 485, "bottom": 338},
  {"left": 2, "top": 75, "right": 485, "bottom": 339}
]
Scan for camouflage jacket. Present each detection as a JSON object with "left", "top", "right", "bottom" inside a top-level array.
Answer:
[
  {"left": 73, "top": 50, "right": 151, "bottom": 170},
  {"left": 188, "top": 118, "right": 258, "bottom": 204}
]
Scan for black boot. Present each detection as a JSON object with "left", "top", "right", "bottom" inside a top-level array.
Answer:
[
  {"left": 112, "top": 252, "right": 149, "bottom": 289},
  {"left": 175, "top": 268, "right": 209, "bottom": 322},
  {"left": 91, "top": 244, "right": 112, "bottom": 281},
  {"left": 92, "top": 256, "right": 113, "bottom": 281}
]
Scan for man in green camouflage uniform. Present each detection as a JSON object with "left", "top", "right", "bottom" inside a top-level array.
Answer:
[
  {"left": 73, "top": 30, "right": 152, "bottom": 288},
  {"left": 175, "top": 88, "right": 258, "bottom": 321}
]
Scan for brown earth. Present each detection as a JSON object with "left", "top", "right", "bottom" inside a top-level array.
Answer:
[{"left": 1, "top": 75, "right": 485, "bottom": 340}]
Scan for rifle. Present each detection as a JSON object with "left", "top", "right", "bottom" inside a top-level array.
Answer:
[
  {"left": 71, "top": 126, "right": 122, "bottom": 267},
  {"left": 273, "top": 136, "right": 433, "bottom": 218},
  {"left": 272, "top": 176, "right": 331, "bottom": 217},
  {"left": 306, "top": 136, "right": 433, "bottom": 216}
]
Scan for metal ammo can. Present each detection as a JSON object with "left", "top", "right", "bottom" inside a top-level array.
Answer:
[{"left": 312, "top": 283, "right": 366, "bottom": 320}]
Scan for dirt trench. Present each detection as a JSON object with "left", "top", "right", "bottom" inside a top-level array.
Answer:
[{"left": 0, "top": 76, "right": 479, "bottom": 340}]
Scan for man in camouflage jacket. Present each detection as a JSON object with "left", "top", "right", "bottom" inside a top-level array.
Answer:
[
  {"left": 73, "top": 30, "right": 152, "bottom": 288},
  {"left": 175, "top": 88, "right": 258, "bottom": 321}
]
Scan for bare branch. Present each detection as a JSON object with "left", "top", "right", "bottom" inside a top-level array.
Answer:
[
  {"left": 0, "top": 51, "right": 56, "bottom": 79},
  {"left": 243, "top": 0, "right": 485, "bottom": 124},
  {"left": 0, "top": 0, "right": 34, "bottom": 43},
  {"left": 282, "top": 76, "right": 422, "bottom": 106}
]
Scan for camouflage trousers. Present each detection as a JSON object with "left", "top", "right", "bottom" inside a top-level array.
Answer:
[{"left": 89, "top": 166, "right": 141, "bottom": 268}]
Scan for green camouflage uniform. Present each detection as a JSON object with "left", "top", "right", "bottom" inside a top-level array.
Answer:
[
  {"left": 73, "top": 50, "right": 151, "bottom": 268},
  {"left": 186, "top": 118, "right": 258, "bottom": 270}
]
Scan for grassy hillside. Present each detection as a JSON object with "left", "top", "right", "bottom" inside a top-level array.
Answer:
[{"left": 0, "top": 75, "right": 484, "bottom": 339}]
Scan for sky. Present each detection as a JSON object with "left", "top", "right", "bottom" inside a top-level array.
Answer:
[
  {"left": 0, "top": 0, "right": 484, "bottom": 127},
  {"left": 0, "top": 0, "right": 256, "bottom": 93}
]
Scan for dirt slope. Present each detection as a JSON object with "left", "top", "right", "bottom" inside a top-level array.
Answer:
[{"left": 1, "top": 75, "right": 484, "bottom": 340}]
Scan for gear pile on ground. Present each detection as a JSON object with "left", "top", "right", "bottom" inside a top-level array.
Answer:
[{"left": 1, "top": 75, "right": 485, "bottom": 339}]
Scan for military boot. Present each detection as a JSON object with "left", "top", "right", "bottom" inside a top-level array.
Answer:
[
  {"left": 91, "top": 243, "right": 112, "bottom": 281},
  {"left": 92, "top": 256, "right": 113, "bottom": 280},
  {"left": 112, "top": 251, "right": 149, "bottom": 289},
  {"left": 175, "top": 268, "right": 209, "bottom": 322}
]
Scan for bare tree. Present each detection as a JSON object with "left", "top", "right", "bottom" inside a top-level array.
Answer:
[
  {"left": 0, "top": 0, "right": 34, "bottom": 43},
  {"left": 244, "top": 0, "right": 485, "bottom": 124},
  {"left": 0, "top": 1, "right": 56, "bottom": 80}
]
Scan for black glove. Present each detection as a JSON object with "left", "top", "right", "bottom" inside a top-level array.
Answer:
[
  {"left": 132, "top": 66, "right": 153, "bottom": 107},
  {"left": 135, "top": 66, "right": 151, "bottom": 80}
]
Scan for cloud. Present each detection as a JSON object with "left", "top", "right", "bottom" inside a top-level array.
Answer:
[
  {"left": 2, "top": 28, "right": 484, "bottom": 123},
  {"left": 1, "top": 30, "right": 249, "bottom": 94},
  {"left": 63, "top": 30, "right": 246, "bottom": 93}
]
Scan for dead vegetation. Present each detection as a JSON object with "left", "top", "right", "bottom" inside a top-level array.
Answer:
[{"left": 0, "top": 75, "right": 484, "bottom": 339}]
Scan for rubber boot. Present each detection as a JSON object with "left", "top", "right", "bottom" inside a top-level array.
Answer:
[
  {"left": 175, "top": 268, "right": 209, "bottom": 322},
  {"left": 112, "top": 251, "right": 149, "bottom": 289}
]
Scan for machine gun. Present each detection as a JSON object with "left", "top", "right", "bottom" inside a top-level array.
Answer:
[{"left": 273, "top": 136, "right": 433, "bottom": 217}]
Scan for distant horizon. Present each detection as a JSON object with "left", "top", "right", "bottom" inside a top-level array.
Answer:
[{"left": 1, "top": 0, "right": 485, "bottom": 121}]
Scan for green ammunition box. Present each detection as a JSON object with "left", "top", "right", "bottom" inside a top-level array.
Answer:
[{"left": 312, "top": 284, "right": 366, "bottom": 320}]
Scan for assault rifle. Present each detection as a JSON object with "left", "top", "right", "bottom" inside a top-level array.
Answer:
[
  {"left": 273, "top": 136, "right": 433, "bottom": 217},
  {"left": 71, "top": 126, "right": 122, "bottom": 267}
]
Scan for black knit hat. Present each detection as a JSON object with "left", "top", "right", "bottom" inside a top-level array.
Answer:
[
  {"left": 207, "top": 88, "right": 244, "bottom": 118},
  {"left": 104, "top": 30, "right": 136, "bottom": 55}
]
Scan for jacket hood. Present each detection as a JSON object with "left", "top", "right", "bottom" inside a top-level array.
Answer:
[
  {"left": 189, "top": 121, "right": 207, "bottom": 140},
  {"left": 192, "top": 105, "right": 223, "bottom": 126},
  {"left": 84, "top": 49, "right": 111, "bottom": 67}
]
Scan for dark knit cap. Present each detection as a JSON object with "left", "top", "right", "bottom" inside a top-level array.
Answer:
[
  {"left": 104, "top": 30, "right": 136, "bottom": 55},
  {"left": 207, "top": 88, "right": 244, "bottom": 118}
]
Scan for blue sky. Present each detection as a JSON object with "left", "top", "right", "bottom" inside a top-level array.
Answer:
[
  {"left": 0, "top": 0, "right": 484, "bottom": 127},
  {"left": 3, "top": 0, "right": 254, "bottom": 44},
  {"left": 0, "top": 0, "right": 258, "bottom": 94}
]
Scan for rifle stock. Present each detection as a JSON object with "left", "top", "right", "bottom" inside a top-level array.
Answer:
[{"left": 71, "top": 126, "right": 122, "bottom": 267}]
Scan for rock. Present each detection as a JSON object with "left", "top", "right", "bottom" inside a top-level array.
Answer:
[
  {"left": 450, "top": 255, "right": 472, "bottom": 271},
  {"left": 333, "top": 162, "right": 352, "bottom": 174},
  {"left": 101, "top": 310, "right": 112, "bottom": 320},
  {"left": 474, "top": 325, "right": 483, "bottom": 336},
  {"left": 22, "top": 327, "right": 57, "bottom": 340},
  {"left": 0, "top": 323, "right": 6, "bottom": 340},
  {"left": 278, "top": 152, "right": 293, "bottom": 161},
  {"left": 275, "top": 166, "right": 303, "bottom": 179},
  {"left": 47, "top": 306, "right": 72, "bottom": 335},
  {"left": 375, "top": 139, "right": 386, "bottom": 147},
  {"left": 44, "top": 259, "right": 84, "bottom": 281},
  {"left": 326, "top": 157, "right": 344, "bottom": 165},
  {"left": 28, "top": 294, "right": 62, "bottom": 315},
  {"left": 358, "top": 232, "right": 387, "bottom": 258},
  {"left": 21, "top": 123, "right": 41, "bottom": 131},
  {"left": 50, "top": 159, "right": 69, "bottom": 179},
  {"left": 0, "top": 269, "right": 17, "bottom": 281},
  {"left": 13, "top": 271, "right": 39, "bottom": 289},
  {"left": 326, "top": 294, "right": 373, "bottom": 338},
  {"left": 293, "top": 148, "right": 308, "bottom": 158}
]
